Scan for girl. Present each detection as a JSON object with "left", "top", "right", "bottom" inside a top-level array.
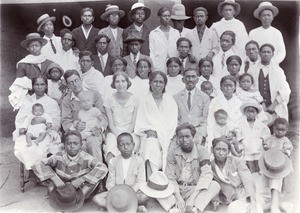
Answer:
[
  {"left": 165, "top": 57, "right": 185, "bottom": 95},
  {"left": 226, "top": 55, "right": 244, "bottom": 84}
]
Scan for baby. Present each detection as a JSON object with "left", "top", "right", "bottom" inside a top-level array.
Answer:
[
  {"left": 200, "top": 81, "right": 214, "bottom": 100},
  {"left": 20, "top": 103, "right": 52, "bottom": 146}
]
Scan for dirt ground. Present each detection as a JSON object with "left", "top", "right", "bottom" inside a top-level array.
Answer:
[{"left": 0, "top": 121, "right": 298, "bottom": 213}]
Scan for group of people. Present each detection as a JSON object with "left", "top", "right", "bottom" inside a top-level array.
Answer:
[{"left": 10, "top": 0, "right": 294, "bottom": 212}]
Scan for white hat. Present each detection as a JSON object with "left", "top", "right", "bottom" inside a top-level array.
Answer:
[
  {"left": 101, "top": 4, "right": 125, "bottom": 21},
  {"left": 253, "top": 1, "right": 279, "bottom": 19},
  {"left": 217, "top": 0, "right": 241, "bottom": 17},
  {"left": 127, "top": 2, "right": 151, "bottom": 22},
  {"left": 170, "top": 4, "right": 191, "bottom": 20}
]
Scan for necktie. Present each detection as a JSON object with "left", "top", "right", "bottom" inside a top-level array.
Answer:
[
  {"left": 221, "top": 52, "right": 225, "bottom": 69},
  {"left": 133, "top": 55, "right": 137, "bottom": 66},
  {"left": 49, "top": 39, "right": 57, "bottom": 54},
  {"left": 244, "top": 61, "right": 250, "bottom": 72},
  {"left": 100, "top": 55, "right": 105, "bottom": 70},
  {"left": 181, "top": 58, "right": 185, "bottom": 70},
  {"left": 187, "top": 91, "right": 191, "bottom": 110}
]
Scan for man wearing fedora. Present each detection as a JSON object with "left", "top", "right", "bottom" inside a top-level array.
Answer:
[
  {"left": 99, "top": 4, "right": 125, "bottom": 57},
  {"left": 37, "top": 14, "right": 62, "bottom": 61},
  {"left": 186, "top": 7, "right": 219, "bottom": 61},
  {"left": 170, "top": 3, "right": 191, "bottom": 38},
  {"left": 123, "top": 30, "right": 153, "bottom": 78},
  {"left": 210, "top": 0, "right": 249, "bottom": 57},
  {"left": 249, "top": 1, "right": 286, "bottom": 65},
  {"left": 163, "top": 123, "right": 220, "bottom": 213},
  {"left": 72, "top": 7, "right": 99, "bottom": 55},
  {"left": 123, "top": 2, "right": 151, "bottom": 56}
]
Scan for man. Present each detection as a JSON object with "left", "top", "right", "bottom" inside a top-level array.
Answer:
[
  {"left": 72, "top": 8, "right": 99, "bottom": 54},
  {"left": 186, "top": 7, "right": 219, "bottom": 61},
  {"left": 170, "top": 3, "right": 191, "bottom": 37},
  {"left": 249, "top": 1, "right": 285, "bottom": 64},
  {"left": 62, "top": 69, "right": 108, "bottom": 162},
  {"left": 176, "top": 38, "right": 197, "bottom": 71},
  {"left": 92, "top": 34, "right": 114, "bottom": 77},
  {"left": 162, "top": 123, "right": 220, "bottom": 212},
  {"left": 123, "top": 30, "right": 152, "bottom": 78},
  {"left": 173, "top": 68, "right": 210, "bottom": 144},
  {"left": 244, "top": 40, "right": 260, "bottom": 72}
]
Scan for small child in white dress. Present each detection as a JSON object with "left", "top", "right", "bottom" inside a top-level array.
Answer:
[
  {"left": 20, "top": 103, "right": 52, "bottom": 146},
  {"left": 200, "top": 81, "right": 214, "bottom": 100},
  {"left": 236, "top": 73, "right": 263, "bottom": 103}
]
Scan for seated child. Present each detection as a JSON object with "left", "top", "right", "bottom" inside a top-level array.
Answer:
[
  {"left": 200, "top": 81, "right": 214, "bottom": 100},
  {"left": 20, "top": 103, "right": 52, "bottom": 146},
  {"left": 263, "top": 118, "right": 293, "bottom": 157},
  {"left": 32, "top": 130, "right": 108, "bottom": 201},
  {"left": 93, "top": 133, "right": 147, "bottom": 212}
]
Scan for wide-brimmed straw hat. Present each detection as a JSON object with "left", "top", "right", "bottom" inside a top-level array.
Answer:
[
  {"left": 37, "top": 14, "right": 56, "bottom": 32},
  {"left": 123, "top": 30, "right": 145, "bottom": 44},
  {"left": 49, "top": 185, "right": 84, "bottom": 211},
  {"left": 240, "top": 102, "right": 262, "bottom": 114},
  {"left": 106, "top": 184, "right": 138, "bottom": 213},
  {"left": 20, "top": 33, "right": 47, "bottom": 48},
  {"left": 139, "top": 171, "right": 174, "bottom": 199},
  {"left": 101, "top": 4, "right": 125, "bottom": 21},
  {"left": 217, "top": 0, "right": 241, "bottom": 17},
  {"left": 253, "top": 1, "right": 279, "bottom": 19},
  {"left": 170, "top": 4, "right": 191, "bottom": 20},
  {"left": 46, "top": 62, "right": 64, "bottom": 78},
  {"left": 128, "top": 2, "right": 151, "bottom": 22},
  {"left": 259, "top": 148, "right": 292, "bottom": 179}
]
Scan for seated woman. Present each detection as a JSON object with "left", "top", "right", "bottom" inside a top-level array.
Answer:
[
  {"left": 165, "top": 57, "right": 185, "bottom": 95},
  {"left": 104, "top": 72, "right": 140, "bottom": 163},
  {"left": 13, "top": 76, "right": 61, "bottom": 170},
  {"left": 134, "top": 71, "right": 178, "bottom": 178}
]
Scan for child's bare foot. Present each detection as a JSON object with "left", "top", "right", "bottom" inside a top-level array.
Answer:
[{"left": 137, "top": 205, "right": 147, "bottom": 213}]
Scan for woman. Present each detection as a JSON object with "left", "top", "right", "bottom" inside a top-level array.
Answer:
[
  {"left": 226, "top": 55, "right": 244, "bottom": 84},
  {"left": 197, "top": 58, "right": 221, "bottom": 97},
  {"left": 104, "top": 72, "right": 139, "bottom": 163},
  {"left": 13, "top": 76, "right": 61, "bottom": 169},
  {"left": 211, "top": 137, "right": 263, "bottom": 213},
  {"left": 134, "top": 71, "right": 178, "bottom": 177},
  {"left": 165, "top": 57, "right": 185, "bottom": 95}
]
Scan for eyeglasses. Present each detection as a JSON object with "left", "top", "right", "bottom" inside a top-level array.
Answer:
[{"left": 67, "top": 78, "right": 81, "bottom": 86}]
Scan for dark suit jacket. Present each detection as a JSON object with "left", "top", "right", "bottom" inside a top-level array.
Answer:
[
  {"left": 72, "top": 25, "right": 99, "bottom": 55},
  {"left": 92, "top": 53, "right": 114, "bottom": 77},
  {"left": 123, "top": 24, "right": 151, "bottom": 56},
  {"left": 123, "top": 54, "right": 152, "bottom": 78},
  {"left": 16, "top": 59, "right": 54, "bottom": 79}
]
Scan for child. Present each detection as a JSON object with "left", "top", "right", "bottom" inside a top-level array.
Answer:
[
  {"left": 263, "top": 118, "right": 293, "bottom": 157},
  {"left": 32, "top": 130, "right": 108, "bottom": 203},
  {"left": 20, "top": 103, "right": 52, "bottom": 147},
  {"left": 93, "top": 133, "right": 147, "bottom": 212},
  {"left": 237, "top": 102, "right": 270, "bottom": 173},
  {"left": 236, "top": 73, "right": 263, "bottom": 103},
  {"left": 200, "top": 81, "right": 214, "bottom": 100},
  {"left": 226, "top": 55, "right": 244, "bottom": 84},
  {"left": 99, "top": 5, "right": 125, "bottom": 57},
  {"left": 165, "top": 57, "right": 185, "bottom": 95}
]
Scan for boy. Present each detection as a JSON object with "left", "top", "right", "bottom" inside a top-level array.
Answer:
[
  {"left": 93, "top": 133, "right": 147, "bottom": 212},
  {"left": 32, "top": 130, "right": 108, "bottom": 202},
  {"left": 200, "top": 81, "right": 214, "bottom": 100}
]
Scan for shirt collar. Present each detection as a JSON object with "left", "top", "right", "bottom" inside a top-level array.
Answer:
[
  {"left": 133, "top": 23, "right": 143, "bottom": 31},
  {"left": 186, "top": 88, "right": 196, "bottom": 96},
  {"left": 175, "top": 144, "right": 198, "bottom": 162},
  {"left": 130, "top": 52, "right": 140, "bottom": 61}
]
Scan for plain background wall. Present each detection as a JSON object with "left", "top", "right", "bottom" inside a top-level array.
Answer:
[{"left": 0, "top": 0, "right": 299, "bottom": 137}]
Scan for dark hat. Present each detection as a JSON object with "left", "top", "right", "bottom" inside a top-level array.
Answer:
[
  {"left": 49, "top": 184, "right": 84, "bottom": 211},
  {"left": 37, "top": 14, "right": 56, "bottom": 32},
  {"left": 123, "top": 30, "right": 145, "bottom": 44},
  {"left": 217, "top": 0, "right": 241, "bottom": 17},
  {"left": 20, "top": 33, "right": 47, "bottom": 48},
  {"left": 128, "top": 2, "right": 151, "bottom": 22},
  {"left": 106, "top": 184, "right": 138, "bottom": 213},
  {"left": 259, "top": 148, "right": 293, "bottom": 179},
  {"left": 170, "top": 4, "right": 191, "bottom": 20},
  {"left": 46, "top": 62, "right": 64, "bottom": 78},
  {"left": 101, "top": 4, "right": 125, "bottom": 21},
  {"left": 253, "top": 1, "right": 279, "bottom": 19}
]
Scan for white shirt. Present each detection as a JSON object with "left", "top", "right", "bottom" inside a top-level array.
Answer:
[
  {"left": 130, "top": 52, "right": 140, "bottom": 62},
  {"left": 98, "top": 52, "right": 108, "bottom": 69},
  {"left": 111, "top": 28, "right": 118, "bottom": 40},
  {"left": 52, "top": 48, "right": 80, "bottom": 72},
  {"left": 81, "top": 25, "right": 92, "bottom": 39},
  {"left": 41, "top": 35, "right": 62, "bottom": 61},
  {"left": 121, "top": 157, "right": 132, "bottom": 180},
  {"left": 186, "top": 88, "right": 196, "bottom": 104},
  {"left": 212, "top": 48, "right": 236, "bottom": 81},
  {"left": 133, "top": 23, "right": 143, "bottom": 32}
]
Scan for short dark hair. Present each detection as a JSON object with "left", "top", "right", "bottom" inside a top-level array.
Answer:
[
  {"left": 260, "top": 43, "right": 275, "bottom": 53},
  {"left": 226, "top": 55, "right": 242, "bottom": 66},
  {"left": 81, "top": 7, "right": 94, "bottom": 17},
  {"left": 157, "top": 6, "right": 170, "bottom": 17},
  {"left": 63, "top": 130, "right": 82, "bottom": 144},
  {"left": 117, "top": 132, "right": 134, "bottom": 146},
  {"left": 198, "top": 58, "right": 214, "bottom": 68},
  {"left": 273, "top": 118, "right": 289, "bottom": 129},
  {"left": 64, "top": 69, "right": 81, "bottom": 82},
  {"left": 193, "top": 7, "right": 208, "bottom": 16},
  {"left": 110, "top": 56, "right": 127, "bottom": 68},
  {"left": 201, "top": 81, "right": 213, "bottom": 90},
  {"left": 221, "top": 30, "right": 236, "bottom": 45},
  {"left": 182, "top": 67, "right": 199, "bottom": 77},
  {"left": 245, "top": 40, "right": 259, "bottom": 50},
  {"left": 176, "top": 123, "right": 196, "bottom": 137},
  {"left": 79, "top": 50, "right": 93, "bottom": 60},
  {"left": 32, "top": 75, "right": 48, "bottom": 88},
  {"left": 214, "top": 109, "right": 228, "bottom": 118},
  {"left": 60, "top": 28, "right": 74, "bottom": 41},
  {"left": 239, "top": 73, "right": 254, "bottom": 85},
  {"left": 111, "top": 71, "right": 132, "bottom": 89},
  {"left": 212, "top": 136, "right": 231, "bottom": 149},
  {"left": 220, "top": 75, "right": 237, "bottom": 88},
  {"left": 95, "top": 34, "right": 111, "bottom": 44},
  {"left": 176, "top": 37, "right": 192, "bottom": 48},
  {"left": 149, "top": 71, "right": 168, "bottom": 93}
]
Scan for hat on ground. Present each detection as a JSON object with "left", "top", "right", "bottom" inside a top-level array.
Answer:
[
  {"left": 20, "top": 33, "right": 47, "bottom": 48},
  {"left": 101, "top": 4, "right": 125, "bottom": 21},
  {"left": 170, "top": 4, "right": 191, "bottom": 20},
  {"left": 128, "top": 2, "right": 151, "bottom": 22},
  {"left": 106, "top": 184, "right": 138, "bottom": 213},
  {"left": 217, "top": 0, "right": 241, "bottom": 17},
  {"left": 46, "top": 62, "right": 64, "bottom": 78},
  {"left": 49, "top": 184, "right": 84, "bottom": 211},
  {"left": 37, "top": 14, "right": 56, "bottom": 32},
  {"left": 139, "top": 171, "right": 174, "bottom": 199},
  {"left": 253, "top": 1, "right": 279, "bottom": 19},
  {"left": 259, "top": 148, "right": 292, "bottom": 179},
  {"left": 240, "top": 102, "right": 262, "bottom": 114},
  {"left": 123, "top": 30, "right": 145, "bottom": 44}
]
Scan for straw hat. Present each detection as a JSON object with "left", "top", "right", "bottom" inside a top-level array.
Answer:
[
  {"left": 139, "top": 171, "right": 174, "bottom": 199},
  {"left": 49, "top": 185, "right": 84, "bottom": 211},
  {"left": 217, "top": 0, "right": 241, "bottom": 17},
  {"left": 253, "top": 1, "right": 279, "bottom": 19},
  {"left": 123, "top": 30, "right": 145, "bottom": 44},
  {"left": 37, "top": 14, "right": 56, "bottom": 32},
  {"left": 106, "top": 184, "right": 138, "bottom": 213},
  {"left": 101, "top": 4, "right": 125, "bottom": 21},
  {"left": 259, "top": 148, "right": 292, "bottom": 179},
  {"left": 240, "top": 102, "right": 262, "bottom": 114},
  {"left": 20, "top": 33, "right": 47, "bottom": 48},
  {"left": 127, "top": 2, "right": 151, "bottom": 22},
  {"left": 170, "top": 4, "right": 191, "bottom": 20}
]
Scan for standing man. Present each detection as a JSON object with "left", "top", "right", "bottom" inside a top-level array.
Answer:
[
  {"left": 173, "top": 68, "right": 210, "bottom": 144},
  {"left": 244, "top": 40, "right": 260, "bottom": 73},
  {"left": 170, "top": 3, "right": 191, "bottom": 37},
  {"left": 176, "top": 37, "right": 197, "bottom": 71},
  {"left": 186, "top": 7, "right": 219, "bottom": 61},
  {"left": 72, "top": 8, "right": 99, "bottom": 54}
]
